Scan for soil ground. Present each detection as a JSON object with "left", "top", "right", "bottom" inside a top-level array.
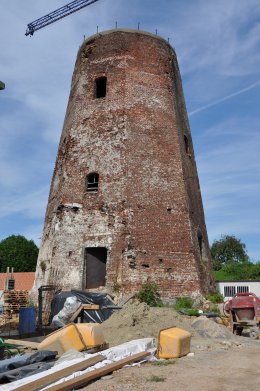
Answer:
[
  {"left": 83, "top": 300, "right": 260, "bottom": 391},
  {"left": 83, "top": 342, "right": 260, "bottom": 391}
]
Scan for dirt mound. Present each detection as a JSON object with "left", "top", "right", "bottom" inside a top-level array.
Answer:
[
  {"left": 102, "top": 299, "right": 195, "bottom": 346},
  {"left": 191, "top": 316, "right": 234, "bottom": 339},
  {"left": 102, "top": 300, "right": 238, "bottom": 348}
]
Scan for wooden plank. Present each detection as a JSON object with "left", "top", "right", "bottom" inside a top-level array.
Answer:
[
  {"left": 70, "top": 304, "right": 100, "bottom": 322},
  {"left": 12, "top": 354, "right": 105, "bottom": 391},
  {"left": 5, "top": 339, "right": 39, "bottom": 349},
  {"left": 82, "top": 304, "right": 100, "bottom": 310},
  {"left": 46, "top": 351, "right": 150, "bottom": 391}
]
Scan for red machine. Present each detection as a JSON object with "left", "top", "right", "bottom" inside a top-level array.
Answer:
[{"left": 224, "top": 292, "right": 260, "bottom": 338}]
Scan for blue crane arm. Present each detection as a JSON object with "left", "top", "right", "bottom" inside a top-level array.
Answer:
[{"left": 25, "top": 0, "right": 100, "bottom": 36}]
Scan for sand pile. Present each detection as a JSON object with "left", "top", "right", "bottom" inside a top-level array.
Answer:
[
  {"left": 102, "top": 299, "right": 195, "bottom": 346},
  {"left": 101, "top": 299, "right": 235, "bottom": 347},
  {"left": 191, "top": 316, "right": 234, "bottom": 339}
]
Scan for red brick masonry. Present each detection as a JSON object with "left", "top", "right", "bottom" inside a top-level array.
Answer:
[{"left": 34, "top": 29, "right": 214, "bottom": 300}]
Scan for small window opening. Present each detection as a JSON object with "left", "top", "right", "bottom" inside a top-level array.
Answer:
[
  {"left": 237, "top": 286, "right": 249, "bottom": 294},
  {"left": 184, "top": 135, "right": 190, "bottom": 155},
  {"left": 224, "top": 286, "right": 236, "bottom": 298},
  {"left": 86, "top": 172, "right": 99, "bottom": 192},
  {"left": 7, "top": 279, "right": 15, "bottom": 290},
  {"left": 95, "top": 76, "right": 107, "bottom": 98},
  {"left": 198, "top": 230, "right": 203, "bottom": 257}
]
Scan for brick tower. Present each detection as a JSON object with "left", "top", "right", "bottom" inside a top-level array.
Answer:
[{"left": 34, "top": 29, "right": 214, "bottom": 300}]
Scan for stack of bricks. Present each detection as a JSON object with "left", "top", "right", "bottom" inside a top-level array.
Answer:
[{"left": 3, "top": 290, "right": 29, "bottom": 314}]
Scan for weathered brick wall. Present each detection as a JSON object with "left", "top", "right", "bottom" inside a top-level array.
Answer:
[{"left": 33, "top": 29, "right": 214, "bottom": 300}]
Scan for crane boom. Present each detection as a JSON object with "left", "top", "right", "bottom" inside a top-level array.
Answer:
[{"left": 25, "top": 0, "right": 100, "bottom": 36}]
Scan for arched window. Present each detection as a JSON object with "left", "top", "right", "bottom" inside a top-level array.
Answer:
[
  {"left": 86, "top": 172, "right": 99, "bottom": 192},
  {"left": 95, "top": 76, "right": 107, "bottom": 98}
]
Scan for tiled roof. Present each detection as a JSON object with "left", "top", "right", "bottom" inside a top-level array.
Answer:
[{"left": 0, "top": 272, "right": 35, "bottom": 291}]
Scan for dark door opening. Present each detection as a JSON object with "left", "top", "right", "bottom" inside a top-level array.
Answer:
[{"left": 85, "top": 247, "right": 107, "bottom": 289}]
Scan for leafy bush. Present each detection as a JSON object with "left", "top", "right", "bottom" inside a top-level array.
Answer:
[
  {"left": 205, "top": 292, "right": 224, "bottom": 303},
  {"left": 185, "top": 308, "right": 200, "bottom": 316},
  {"left": 136, "top": 283, "right": 163, "bottom": 307},
  {"left": 214, "top": 261, "right": 260, "bottom": 281},
  {"left": 174, "top": 297, "right": 193, "bottom": 311}
]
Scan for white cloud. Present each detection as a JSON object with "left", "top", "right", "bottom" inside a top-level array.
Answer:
[
  {"left": 189, "top": 80, "right": 260, "bottom": 116},
  {"left": 0, "top": 186, "right": 49, "bottom": 219},
  {"left": 0, "top": 0, "right": 260, "bottom": 260}
]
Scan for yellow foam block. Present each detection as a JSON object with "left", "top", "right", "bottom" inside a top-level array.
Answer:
[
  {"left": 157, "top": 327, "right": 191, "bottom": 359},
  {"left": 38, "top": 323, "right": 105, "bottom": 356}
]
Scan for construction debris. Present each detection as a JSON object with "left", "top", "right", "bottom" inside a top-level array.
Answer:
[
  {"left": 1, "top": 338, "right": 154, "bottom": 390},
  {"left": 157, "top": 327, "right": 191, "bottom": 359},
  {"left": 45, "top": 351, "right": 150, "bottom": 391},
  {"left": 3, "top": 291, "right": 29, "bottom": 315},
  {"left": 38, "top": 323, "right": 106, "bottom": 356},
  {"left": 11, "top": 355, "right": 104, "bottom": 391}
]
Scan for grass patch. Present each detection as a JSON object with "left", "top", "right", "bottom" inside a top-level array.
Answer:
[
  {"left": 147, "top": 375, "right": 166, "bottom": 382},
  {"left": 205, "top": 292, "right": 224, "bottom": 303},
  {"left": 151, "top": 359, "right": 175, "bottom": 366},
  {"left": 174, "top": 297, "right": 193, "bottom": 311},
  {"left": 185, "top": 308, "right": 200, "bottom": 316}
]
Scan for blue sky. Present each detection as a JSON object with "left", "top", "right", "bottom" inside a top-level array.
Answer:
[{"left": 0, "top": 0, "right": 260, "bottom": 261}]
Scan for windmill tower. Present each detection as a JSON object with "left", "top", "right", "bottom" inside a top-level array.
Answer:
[{"left": 34, "top": 29, "right": 214, "bottom": 300}]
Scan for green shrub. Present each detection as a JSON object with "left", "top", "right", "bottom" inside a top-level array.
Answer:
[
  {"left": 174, "top": 297, "right": 193, "bottom": 311},
  {"left": 185, "top": 308, "right": 200, "bottom": 316},
  {"left": 205, "top": 292, "right": 224, "bottom": 303},
  {"left": 136, "top": 283, "right": 163, "bottom": 307}
]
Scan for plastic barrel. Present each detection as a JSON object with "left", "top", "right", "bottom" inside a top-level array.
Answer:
[{"left": 19, "top": 307, "right": 36, "bottom": 334}]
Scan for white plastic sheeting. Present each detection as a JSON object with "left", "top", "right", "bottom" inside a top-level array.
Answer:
[
  {"left": 2, "top": 338, "right": 155, "bottom": 391},
  {"left": 51, "top": 296, "right": 81, "bottom": 328}
]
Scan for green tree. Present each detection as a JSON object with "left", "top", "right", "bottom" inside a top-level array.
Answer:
[
  {"left": 211, "top": 235, "right": 249, "bottom": 271},
  {"left": 0, "top": 235, "right": 39, "bottom": 272}
]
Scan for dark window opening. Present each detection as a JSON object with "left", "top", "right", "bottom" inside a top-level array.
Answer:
[
  {"left": 86, "top": 172, "right": 99, "bottom": 192},
  {"left": 198, "top": 230, "right": 203, "bottom": 257},
  {"left": 95, "top": 76, "right": 107, "bottom": 98},
  {"left": 85, "top": 247, "right": 107, "bottom": 289},
  {"left": 141, "top": 263, "right": 150, "bottom": 268},
  {"left": 237, "top": 286, "right": 249, "bottom": 294},
  {"left": 224, "top": 286, "right": 236, "bottom": 298},
  {"left": 7, "top": 279, "right": 15, "bottom": 290},
  {"left": 184, "top": 135, "right": 190, "bottom": 155}
]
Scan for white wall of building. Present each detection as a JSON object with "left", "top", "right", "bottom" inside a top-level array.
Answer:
[{"left": 217, "top": 281, "right": 260, "bottom": 301}]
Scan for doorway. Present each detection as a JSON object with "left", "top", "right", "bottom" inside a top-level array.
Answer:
[{"left": 85, "top": 247, "right": 107, "bottom": 289}]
